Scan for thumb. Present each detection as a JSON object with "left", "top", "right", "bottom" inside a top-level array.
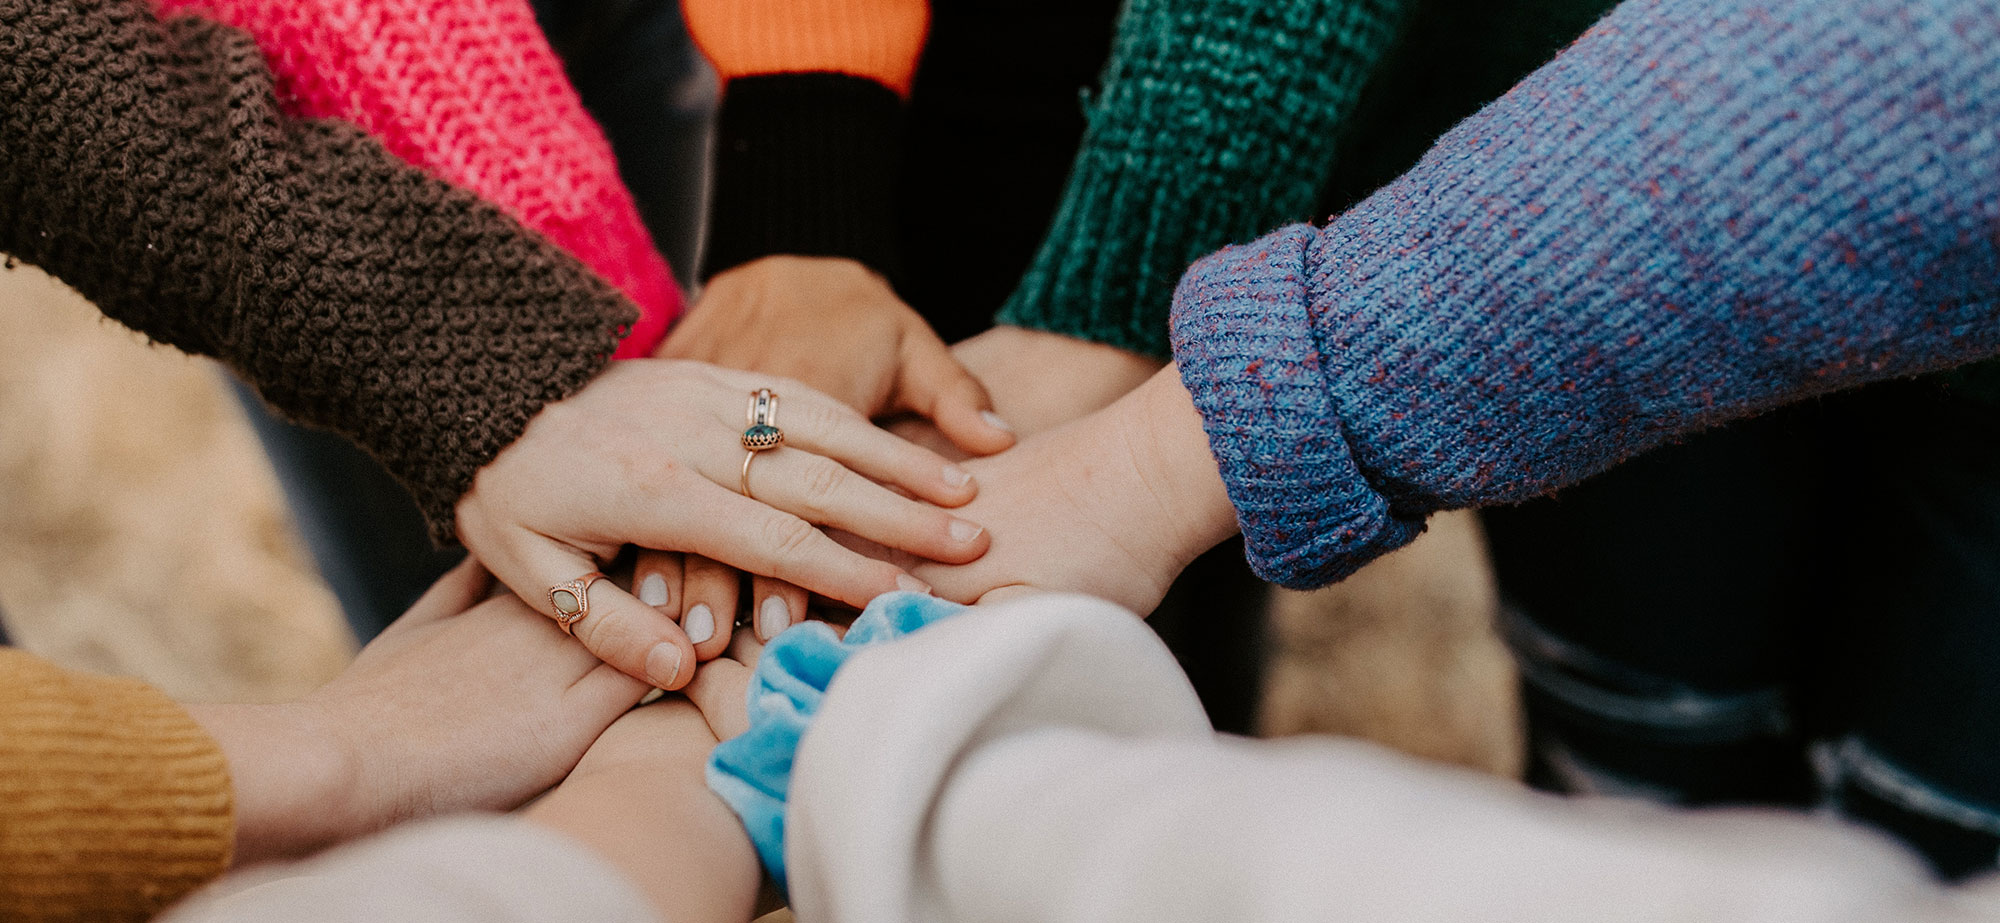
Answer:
[{"left": 896, "top": 332, "right": 1015, "bottom": 456}]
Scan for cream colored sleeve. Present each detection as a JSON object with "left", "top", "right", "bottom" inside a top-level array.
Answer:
[
  {"left": 786, "top": 596, "right": 2000, "bottom": 923},
  {"left": 161, "top": 815, "right": 660, "bottom": 923}
]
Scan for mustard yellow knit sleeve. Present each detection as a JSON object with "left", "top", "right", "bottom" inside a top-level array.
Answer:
[{"left": 0, "top": 649, "right": 233, "bottom": 922}]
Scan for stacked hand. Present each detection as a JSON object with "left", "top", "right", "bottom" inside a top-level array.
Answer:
[
  {"left": 454, "top": 358, "right": 991, "bottom": 690},
  {"left": 453, "top": 251, "right": 1235, "bottom": 699}
]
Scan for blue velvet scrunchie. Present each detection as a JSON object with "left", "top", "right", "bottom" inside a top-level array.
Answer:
[{"left": 705, "top": 591, "right": 965, "bottom": 893}]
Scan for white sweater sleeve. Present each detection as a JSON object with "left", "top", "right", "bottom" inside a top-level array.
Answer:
[
  {"left": 786, "top": 594, "right": 2000, "bottom": 923},
  {"left": 159, "top": 815, "right": 660, "bottom": 923}
]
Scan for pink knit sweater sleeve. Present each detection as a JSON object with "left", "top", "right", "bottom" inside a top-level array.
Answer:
[{"left": 150, "top": 0, "right": 681, "bottom": 356}]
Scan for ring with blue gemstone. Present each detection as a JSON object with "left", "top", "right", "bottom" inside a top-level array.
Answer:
[{"left": 741, "top": 388, "right": 783, "bottom": 496}]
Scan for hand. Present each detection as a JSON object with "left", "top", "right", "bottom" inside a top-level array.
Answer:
[
  {"left": 523, "top": 696, "right": 762, "bottom": 923},
  {"left": 644, "top": 258, "right": 1014, "bottom": 653},
  {"left": 455, "top": 359, "right": 990, "bottom": 689},
  {"left": 910, "top": 367, "right": 1240, "bottom": 614},
  {"left": 951, "top": 325, "right": 1166, "bottom": 439},
  {"left": 188, "top": 560, "right": 652, "bottom": 865},
  {"left": 661, "top": 255, "right": 1015, "bottom": 454}
]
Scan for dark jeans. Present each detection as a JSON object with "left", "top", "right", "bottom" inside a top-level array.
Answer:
[
  {"left": 1485, "top": 380, "right": 2000, "bottom": 878},
  {"left": 242, "top": 0, "right": 715, "bottom": 641}
]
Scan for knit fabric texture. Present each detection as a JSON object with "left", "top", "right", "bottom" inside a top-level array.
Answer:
[
  {"left": 707, "top": 591, "right": 965, "bottom": 895},
  {"left": 0, "top": 0, "right": 636, "bottom": 541},
  {"left": 148, "top": 0, "right": 680, "bottom": 356},
  {"left": 994, "top": 0, "right": 1405, "bottom": 358},
  {"left": 683, "top": 0, "right": 929, "bottom": 96},
  {"left": 0, "top": 650, "right": 233, "bottom": 923},
  {"left": 701, "top": 74, "right": 908, "bottom": 282},
  {"left": 1171, "top": 0, "right": 2000, "bottom": 588}
]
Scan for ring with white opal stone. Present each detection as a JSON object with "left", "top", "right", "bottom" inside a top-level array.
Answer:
[{"left": 547, "top": 571, "right": 608, "bottom": 637}]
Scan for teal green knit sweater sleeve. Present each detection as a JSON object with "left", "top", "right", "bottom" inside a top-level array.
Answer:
[{"left": 994, "top": 0, "right": 1407, "bottom": 357}]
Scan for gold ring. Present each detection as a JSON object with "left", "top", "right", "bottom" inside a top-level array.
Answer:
[
  {"left": 746, "top": 388, "right": 780, "bottom": 427},
  {"left": 741, "top": 389, "right": 783, "bottom": 496},
  {"left": 547, "top": 572, "right": 607, "bottom": 636}
]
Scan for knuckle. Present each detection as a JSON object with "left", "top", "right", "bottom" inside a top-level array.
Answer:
[
  {"left": 794, "top": 400, "right": 849, "bottom": 436},
  {"left": 759, "top": 515, "right": 822, "bottom": 565},
  {"left": 797, "top": 456, "right": 848, "bottom": 513}
]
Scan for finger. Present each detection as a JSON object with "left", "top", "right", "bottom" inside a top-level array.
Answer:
[
  {"left": 769, "top": 386, "right": 980, "bottom": 508},
  {"left": 748, "top": 575, "right": 809, "bottom": 643},
  {"left": 896, "top": 333, "right": 1015, "bottom": 457},
  {"left": 506, "top": 533, "right": 697, "bottom": 691},
  {"left": 681, "top": 656, "right": 754, "bottom": 740},
  {"left": 399, "top": 556, "right": 492, "bottom": 625},
  {"left": 633, "top": 549, "right": 683, "bottom": 617},
  {"left": 680, "top": 554, "right": 737, "bottom": 661},
  {"left": 725, "top": 628, "right": 765, "bottom": 668},
  {"left": 563, "top": 661, "right": 654, "bottom": 737},
  {"left": 646, "top": 487, "right": 928, "bottom": 610},
  {"left": 741, "top": 448, "right": 990, "bottom": 564}
]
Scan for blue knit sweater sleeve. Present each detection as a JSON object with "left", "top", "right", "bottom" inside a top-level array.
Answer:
[{"left": 1170, "top": 0, "right": 2000, "bottom": 589}]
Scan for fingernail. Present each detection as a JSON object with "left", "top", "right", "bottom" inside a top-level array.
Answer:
[
  {"left": 639, "top": 573, "right": 670, "bottom": 608},
  {"left": 949, "top": 518, "right": 983, "bottom": 543},
  {"left": 896, "top": 574, "right": 933, "bottom": 595},
  {"left": 757, "top": 596, "right": 790, "bottom": 641},
  {"left": 942, "top": 464, "right": 974, "bottom": 488},
  {"left": 684, "top": 603, "right": 715, "bottom": 645},
  {"left": 980, "top": 410, "right": 1014, "bottom": 433},
  {"left": 645, "top": 642, "right": 683, "bottom": 689}
]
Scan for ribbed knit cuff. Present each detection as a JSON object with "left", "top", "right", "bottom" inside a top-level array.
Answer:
[
  {"left": 0, "top": 650, "right": 233, "bottom": 922},
  {"left": 702, "top": 73, "right": 906, "bottom": 283},
  {"left": 995, "top": 0, "right": 1404, "bottom": 359},
  {"left": 1168, "top": 225, "right": 1425, "bottom": 588}
]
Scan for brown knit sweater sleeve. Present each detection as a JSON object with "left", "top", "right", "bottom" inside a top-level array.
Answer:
[
  {"left": 0, "top": 0, "right": 638, "bottom": 540},
  {"left": 0, "top": 650, "right": 233, "bottom": 922}
]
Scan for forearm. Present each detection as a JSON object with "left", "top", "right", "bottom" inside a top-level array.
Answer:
[
  {"left": 996, "top": 0, "right": 1407, "bottom": 357},
  {"left": 790, "top": 600, "right": 1977, "bottom": 923},
  {"left": 0, "top": 0, "right": 633, "bottom": 539},
  {"left": 682, "top": 0, "right": 927, "bottom": 280},
  {"left": 524, "top": 703, "right": 760, "bottom": 923},
  {"left": 1122, "top": 365, "right": 1240, "bottom": 569},
  {"left": 1173, "top": 0, "right": 2000, "bottom": 586},
  {"left": 183, "top": 703, "right": 356, "bottom": 866}
]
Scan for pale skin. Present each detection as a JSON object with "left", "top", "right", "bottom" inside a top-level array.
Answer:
[
  {"left": 629, "top": 253, "right": 1164, "bottom": 657},
  {"left": 909, "top": 365, "right": 1241, "bottom": 615},
  {"left": 523, "top": 645, "right": 765, "bottom": 923},
  {"left": 186, "top": 560, "right": 651, "bottom": 865},
  {"left": 454, "top": 358, "right": 990, "bottom": 691}
]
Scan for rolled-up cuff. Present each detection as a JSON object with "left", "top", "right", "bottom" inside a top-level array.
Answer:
[{"left": 1168, "top": 224, "right": 1424, "bottom": 588}]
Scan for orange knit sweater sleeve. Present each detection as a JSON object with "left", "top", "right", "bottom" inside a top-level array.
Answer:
[
  {"left": 0, "top": 650, "right": 233, "bottom": 922},
  {"left": 681, "top": 0, "right": 928, "bottom": 96}
]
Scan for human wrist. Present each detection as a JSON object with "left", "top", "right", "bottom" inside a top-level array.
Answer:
[
  {"left": 955, "top": 326, "right": 1166, "bottom": 437},
  {"left": 1119, "top": 365, "right": 1240, "bottom": 570},
  {"left": 527, "top": 709, "right": 760, "bottom": 923},
  {"left": 186, "top": 701, "right": 361, "bottom": 865}
]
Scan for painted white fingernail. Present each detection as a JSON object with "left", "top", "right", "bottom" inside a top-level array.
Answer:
[
  {"left": 896, "top": 575, "right": 934, "bottom": 595},
  {"left": 949, "top": 518, "right": 983, "bottom": 543},
  {"left": 645, "top": 642, "right": 683, "bottom": 689},
  {"left": 757, "top": 596, "right": 790, "bottom": 641},
  {"left": 639, "top": 573, "right": 670, "bottom": 608},
  {"left": 980, "top": 410, "right": 1014, "bottom": 432},
  {"left": 942, "top": 464, "right": 973, "bottom": 488},
  {"left": 684, "top": 603, "right": 716, "bottom": 645}
]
